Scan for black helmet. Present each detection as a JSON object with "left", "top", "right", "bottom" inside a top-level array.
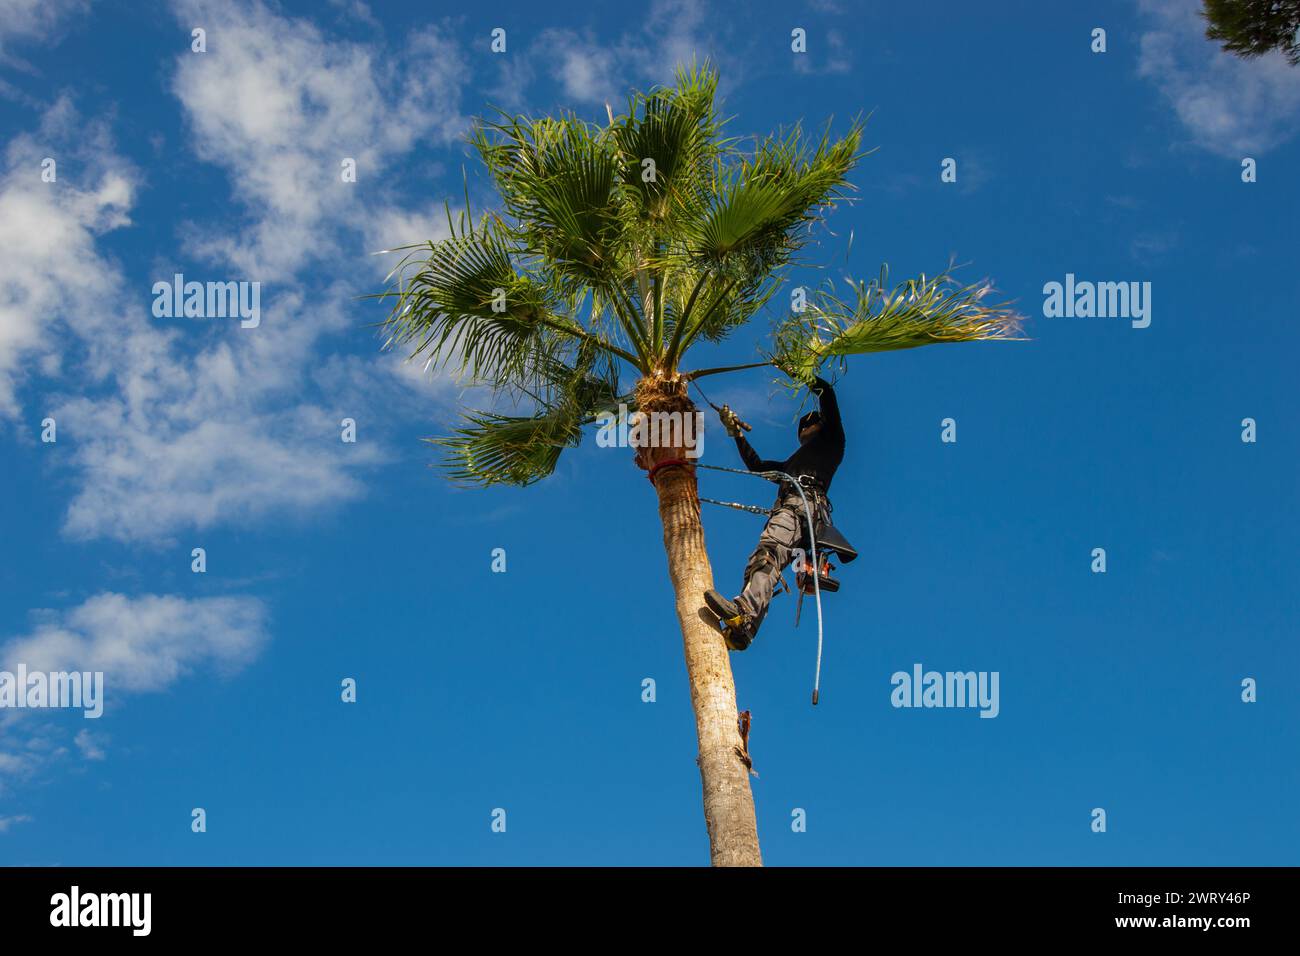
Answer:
[{"left": 798, "top": 410, "right": 821, "bottom": 432}]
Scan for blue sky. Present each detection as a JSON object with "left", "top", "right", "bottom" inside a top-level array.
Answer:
[{"left": 0, "top": 0, "right": 1296, "bottom": 866}]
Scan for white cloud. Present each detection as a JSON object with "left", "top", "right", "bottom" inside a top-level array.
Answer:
[
  {"left": 531, "top": 0, "right": 724, "bottom": 106},
  {"left": 1137, "top": 0, "right": 1300, "bottom": 157},
  {"left": 0, "top": 2, "right": 479, "bottom": 806},
  {"left": 0, "top": 98, "right": 133, "bottom": 419},
  {"left": 0, "top": 710, "right": 50, "bottom": 784},
  {"left": 0, "top": 112, "right": 390, "bottom": 542},
  {"left": 325, "top": 0, "right": 379, "bottom": 31},
  {"left": 171, "top": 0, "right": 467, "bottom": 278},
  {"left": 56, "top": 384, "right": 384, "bottom": 542},
  {"left": 0, "top": 593, "right": 267, "bottom": 780},
  {"left": 1, "top": 0, "right": 474, "bottom": 543},
  {"left": 542, "top": 33, "right": 619, "bottom": 104},
  {"left": 0, "top": 595, "right": 266, "bottom": 790},
  {"left": 0, "top": 0, "right": 88, "bottom": 63},
  {"left": 362, "top": 203, "right": 453, "bottom": 274},
  {"left": 0, "top": 813, "right": 33, "bottom": 832},
  {"left": 73, "top": 728, "right": 105, "bottom": 761},
  {"left": 2, "top": 592, "right": 270, "bottom": 694},
  {"left": 792, "top": 28, "right": 853, "bottom": 76}
]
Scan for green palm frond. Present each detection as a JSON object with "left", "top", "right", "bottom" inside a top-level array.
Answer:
[
  {"left": 662, "top": 118, "right": 864, "bottom": 364},
  {"left": 771, "top": 266, "right": 1025, "bottom": 384},
  {"left": 378, "top": 206, "right": 640, "bottom": 398},
  {"left": 472, "top": 114, "right": 623, "bottom": 289},
  {"left": 684, "top": 120, "right": 862, "bottom": 272},
  {"left": 681, "top": 269, "right": 774, "bottom": 346},
  {"left": 613, "top": 65, "right": 722, "bottom": 226},
  {"left": 436, "top": 345, "right": 625, "bottom": 486},
  {"left": 434, "top": 407, "right": 583, "bottom": 487}
]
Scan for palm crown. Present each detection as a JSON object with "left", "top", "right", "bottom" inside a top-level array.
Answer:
[{"left": 379, "top": 64, "right": 1021, "bottom": 486}]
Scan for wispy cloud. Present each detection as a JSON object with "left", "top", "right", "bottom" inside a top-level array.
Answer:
[
  {"left": 0, "top": 813, "right": 34, "bottom": 833},
  {"left": 1136, "top": 0, "right": 1300, "bottom": 157},
  {"left": 73, "top": 728, "right": 106, "bottom": 761},
  {"left": 0, "top": 111, "right": 390, "bottom": 542},
  {"left": 951, "top": 149, "right": 995, "bottom": 195},
  {"left": 362, "top": 204, "right": 453, "bottom": 276},
  {"left": 2, "top": 592, "right": 270, "bottom": 693},
  {"left": 171, "top": 0, "right": 468, "bottom": 278},
  {"left": 2, "top": 0, "right": 475, "bottom": 543},
  {"left": 792, "top": 27, "right": 853, "bottom": 76},
  {"left": 0, "top": 592, "right": 269, "bottom": 784},
  {"left": 526, "top": 0, "right": 731, "bottom": 106},
  {"left": 0, "top": 0, "right": 88, "bottom": 66},
  {"left": 0, "top": 98, "right": 133, "bottom": 420}
]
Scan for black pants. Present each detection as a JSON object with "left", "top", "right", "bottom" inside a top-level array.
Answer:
[{"left": 735, "top": 486, "right": 830, "bottom": 634}]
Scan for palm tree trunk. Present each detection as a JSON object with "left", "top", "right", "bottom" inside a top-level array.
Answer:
[{"left": 641, "top": 401, "right": 763, "bottom": 866}]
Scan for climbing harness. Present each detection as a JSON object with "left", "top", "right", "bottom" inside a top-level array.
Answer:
[{"left": 694, "top": 460, "right": 828, "bottom": 707}]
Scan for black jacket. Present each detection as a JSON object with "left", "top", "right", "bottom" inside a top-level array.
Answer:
[{"left": 733, "top": 377, "right": 845, "bottom": 492}]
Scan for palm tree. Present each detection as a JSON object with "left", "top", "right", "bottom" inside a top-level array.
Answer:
[{"left": 378, "top": 65, "right": 1021, "bottom": 866}]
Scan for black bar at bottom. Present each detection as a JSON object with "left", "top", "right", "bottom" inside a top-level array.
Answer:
[{"left": 0, "top": 866, "right": 1290, "bottom": 939}]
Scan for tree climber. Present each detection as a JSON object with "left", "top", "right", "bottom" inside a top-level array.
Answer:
[{"left": 703, "top": 376, "right": 847, "bottom": 650}]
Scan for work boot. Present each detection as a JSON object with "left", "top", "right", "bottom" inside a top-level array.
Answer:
[{"left": 703, "top": 589, "right": 755, "bottom": 651}]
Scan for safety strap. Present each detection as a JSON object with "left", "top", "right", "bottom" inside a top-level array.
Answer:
[
  {"left": 698, "top": 496, "right": 770, "bottom": 516},
  {"left": 645, "top": 457, "right": 694, "bottom": 486}
]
